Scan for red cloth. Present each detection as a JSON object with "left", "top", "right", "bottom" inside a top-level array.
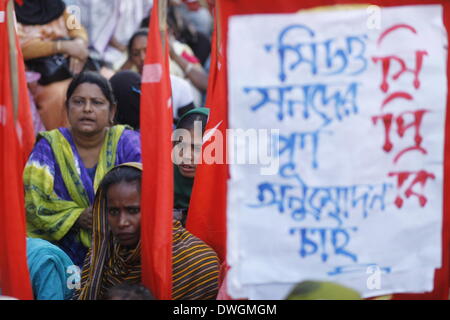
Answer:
[
  {"left": 139, "top": 0, "right": 173, "bottom": 300},
  {"left": 180, "top": 51, "right": 200, "bottom": 64},
  {"left": 191, "top": 0, "right": 450, "bottom": 300},
  {"left": 0, "top": 0, "right": 33, "bottom": 300},
  {"left": 16, "top": 31, "right": 34, "bottom": 164}
]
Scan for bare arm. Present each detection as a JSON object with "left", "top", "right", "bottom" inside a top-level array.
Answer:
[{"left": 169, "top": 44, "right": 209, "bottom": 92}]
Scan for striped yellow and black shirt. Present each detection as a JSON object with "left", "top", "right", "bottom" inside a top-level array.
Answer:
[{"left": 75, "top": 220, "right": 220, "bottom": 300}]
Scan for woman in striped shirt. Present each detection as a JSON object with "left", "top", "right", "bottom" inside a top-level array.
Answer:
[{"left": 75, "top": 162, "right": 220, "bottom": 300}]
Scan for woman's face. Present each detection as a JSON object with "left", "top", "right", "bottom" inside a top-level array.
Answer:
[
  {"left": 67, "top": 83, "right": 115, "bottom": 136},
  {"left": 107, "top": 181, "right": 141, "bottom": 248},
  {"left": 130, "top": 35, "right": 147, "bottom": 75},
  {"left": 175, "top": 128, "right": 202, "bottom": 178}
]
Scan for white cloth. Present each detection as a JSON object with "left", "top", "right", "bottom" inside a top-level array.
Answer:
[
  {"left": 178, "top": 4, "right": 213, "bottom": 37},
  {"left": 64, "top": 0, "right": 153, "bottom": 69},
  {"left": 170, "top": 75, "right": 194, "bottom": 118},
  {"left": 169, "top": 40, "right": 204, "bottom": 107}
]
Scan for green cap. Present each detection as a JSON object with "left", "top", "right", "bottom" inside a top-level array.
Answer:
[{"left": 176, "top": 107, "right": 210, "bottom": 128}]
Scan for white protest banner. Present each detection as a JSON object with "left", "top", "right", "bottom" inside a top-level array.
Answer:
[{"left": 227, "top": 4, "right": 448, "bottom": 299}]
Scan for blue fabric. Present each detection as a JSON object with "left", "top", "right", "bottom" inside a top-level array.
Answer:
[
  {"left": 58, "top": 230, "right": 87, "bottom": 268},
  {"left": 86, "top": 165, "right": 97, "bottom": 183},
  {"left": 26, "top": 238, "right": 76, "bottom": 300}
]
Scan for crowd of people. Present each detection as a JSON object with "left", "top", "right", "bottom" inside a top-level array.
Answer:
[{"left": 9, "top": 0, "right": 220, "bottom": 300}]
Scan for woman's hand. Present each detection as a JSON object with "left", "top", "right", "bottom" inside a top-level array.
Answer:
[
  {"left": 69, "top": 57, "right": 85, "bottom": 75},
  {"left": 61, "top": 38, "right": 89, "bottom": 61},
  {"left": 109, "top": 36, "right": 127, "bottom": 53},
  {"left": 76, "top": 206, "right": 93, "bottom": 231},
  {"left": 59, "top": 38, "right": 88, "bottom": 75}
]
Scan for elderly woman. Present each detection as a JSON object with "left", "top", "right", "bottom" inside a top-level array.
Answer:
[
  {"left": 75, "top": 163, "right": 220, "bottom": 300},
  {"left": 23, "top": 72, "right": 141, "bottom": 267}
]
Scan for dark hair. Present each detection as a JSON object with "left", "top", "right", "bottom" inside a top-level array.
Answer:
[
  {"left": 167, "top": 5, "right": 178, "bottom": 32},
  {"left": 103, "top": 283, "right": 155, "bottom": 300},
  {"left": 140, "top": 16, "right": 150, "bottom": 29},
  {"left": 66, "top": 71, "right": 117, "bottom": 109},
  {"left": 100, "top": 166, "right": 142, "bottom": 197},
  {"left": 176, "top": 113, "right": 208, "bottom": 132},
  {"left": 128, "top": 28, "right": 149, "bottom": 56},
  {"left": 109, "top": 71, "right": 142, "bottom": 130}
]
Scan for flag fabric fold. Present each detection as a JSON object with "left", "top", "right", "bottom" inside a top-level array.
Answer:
[{"left": 140, "top": 0, "right": 173, "bottom": 300}]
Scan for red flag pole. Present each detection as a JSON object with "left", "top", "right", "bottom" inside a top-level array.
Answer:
[
  {"left": 8, "top": 0, "right": 34, "bottom": 164},
  {"left": 0, "top": 0, "right": 33, "bottom": 300},
  {"left": 140, "top": 0, "right": 174, "bottom": 300}
]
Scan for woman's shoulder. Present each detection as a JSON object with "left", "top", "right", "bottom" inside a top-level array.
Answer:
[
  {"left": 110, "top": 125, "right": 138, "bottom": 138},
  {"left": 26, "top": 237, "right": 72, "bottom": 263},
  {"left": 114, "top": 126, "right": 141, "bottom": 163},
  {"left": 122, "top": 127, "right": 140, "bottom": 138},
  {"left": 29, "top": 133, "right": 53, "bottom": 159},
  {"left": 116, "top": 126, "right": 140, "bottom": 147},
  {"left": 28, "top": 128, "right": 68, "bottom": 163},
  {"left": 38, "top": 127, "right": 70, "bottom": 142}
]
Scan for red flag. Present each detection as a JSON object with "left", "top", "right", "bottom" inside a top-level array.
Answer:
[
  {"left": 190, "top": 0, "right": 450, "bottom": 300},
  {"left": 15, "top": 36, "right": 35, "bottom": 164},
  {"left": 140, "top": 0, "right": 173, "bottom": 300},
  {"left": 186, "top": 4, "right": 228, "bottom": 264},
  {"left": 0, "top": 0, "right": 33, "bottom": 300}
]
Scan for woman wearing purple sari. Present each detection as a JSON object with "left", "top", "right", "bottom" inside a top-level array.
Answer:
[{"left": 23, "top": 72, "right": 141, "bottom": 267}]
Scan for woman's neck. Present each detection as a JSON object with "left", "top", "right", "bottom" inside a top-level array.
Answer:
[{"left": 70, "top": 128, "right": 107, "bottom": 150}]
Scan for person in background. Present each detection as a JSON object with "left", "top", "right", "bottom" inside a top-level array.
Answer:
[
  {"left": 26, "top": 72, "right": 46, "bottom": 134},
  {"left": 112, "top": 69, "right": 196, "bottom": 128},
  {"left": 15, "top": 0, "right": 89, "bottom": 130},
  {"left": 167, "top": 3, "right": 211, "bottom": 67},
  {"left": 75, "top": 163, "right": 219, "bottom": 300},
  {"left": 23, "top": 72, "right": 141, "bottom": 268},
  {"left": 173, "top": 0, "right": 213, "bottom": 39},
  {"left": 109, "top": 71, "right": 141, "bottom": 131},
  {"left": 120, "top": 28, "right": 148, "bottom": 74},
  {"left": 173, "top": 108, "right": 209, "bottom": 225},
  {"left": 104, "top": 283, "right": 155, "bottom": 300},
  {"left": 26, "top": 237, "right": 76, "bottom": 300},
  {"left": 170, "top": 74, "right": 197, "bottom": 124},
  {"left": 63, "top": 0, "right": 153, "bottom": 71},
  {"left": 124, "top": 28, "right": 208, "bottom": 108}
]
